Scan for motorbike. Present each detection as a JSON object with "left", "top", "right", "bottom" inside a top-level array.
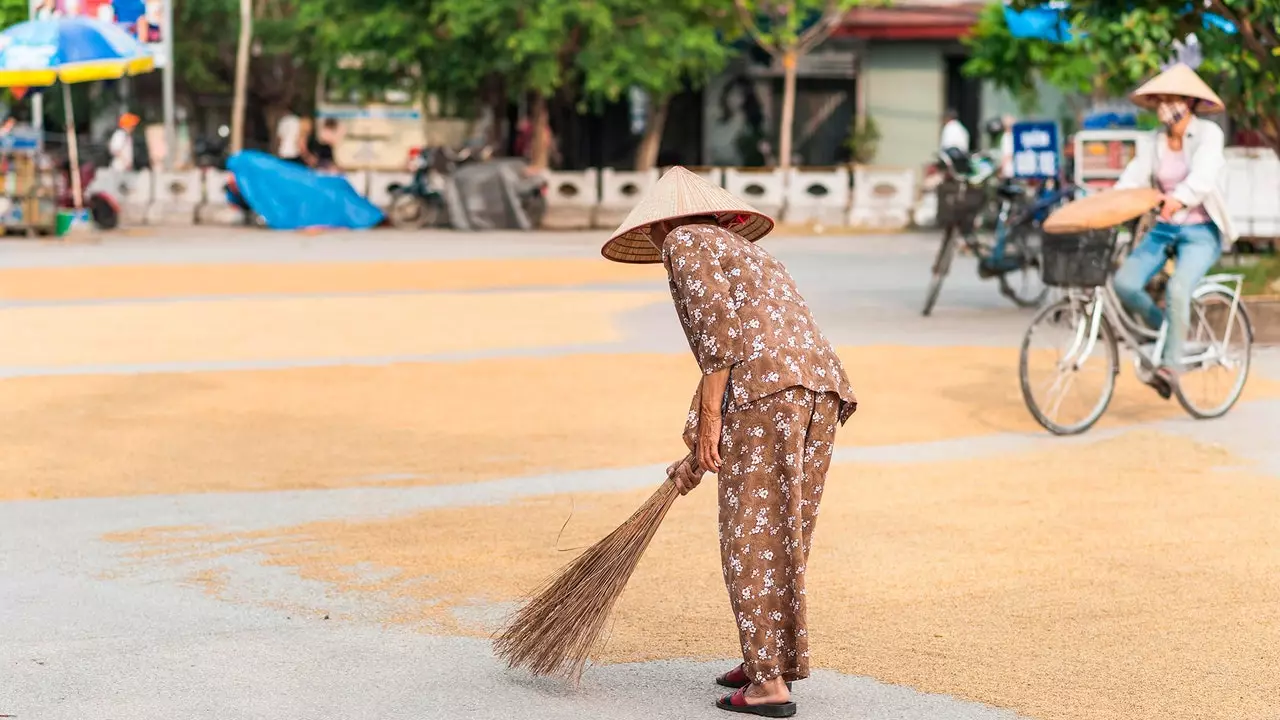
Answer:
[
  {"left": 386, "top": 147, "right": 447, "bottom": 229},
  {"left": 385, "top": 142, "right": 549, "bottom": 230}
]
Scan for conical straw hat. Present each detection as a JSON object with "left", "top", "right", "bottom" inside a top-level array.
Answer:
[
  {"left": 1042, "top": 188, "right": 1163, "bottom": 234},
  {"left": 1130, "top": 63, "right": 1224, "bottom": 114},
  {"left": 601, "top": 166, "right": 775, "bottom": 264}
]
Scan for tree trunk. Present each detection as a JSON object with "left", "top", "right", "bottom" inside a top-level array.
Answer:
[
  {"left": 528, "top": 93, "right": 551, "bottom": 170},
  {"left": 230, "top": 0, "right": 254, "bottom": 154},
  {"left": 633, "top": 95, "right": 670, "bottom": 171},
  {"left": 778, "top": 48, "right": 798, "bottom": 170},
  {"left": 1261, "top": 116, "right": 1280, "bottom": 161}
]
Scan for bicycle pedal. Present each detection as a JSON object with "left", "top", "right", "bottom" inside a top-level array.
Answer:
[{"left": 1146, "top": 376, "right": 1173, "bottom": 401}]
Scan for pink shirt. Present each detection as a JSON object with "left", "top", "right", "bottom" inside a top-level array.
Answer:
[{"left": 1156, "top": 148, "right": 1211, "bottom": 225}]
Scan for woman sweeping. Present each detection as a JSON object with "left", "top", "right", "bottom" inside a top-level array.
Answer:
[{"left": 601, "top": 167, "right": 858, "bottom": 717}]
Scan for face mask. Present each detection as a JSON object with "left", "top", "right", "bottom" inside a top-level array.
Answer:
[{"left": 1156, "top": 100, "right": 1190, "bottom": 128}]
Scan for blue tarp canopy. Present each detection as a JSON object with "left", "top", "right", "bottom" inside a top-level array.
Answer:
[
  {"left": 226, "top": 150, "right": 383, "bottom": 231},
  {"left": 1002, "top": 1, "right": 1237, "bottom": 43},
  {"left": 1004, "top": 1, "right": 1073, "bottom": 42}
]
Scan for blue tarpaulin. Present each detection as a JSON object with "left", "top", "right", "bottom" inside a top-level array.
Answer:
[
  {"left": 1002, "top": 1, "right": 1237, "bottom": 43},
  {"left": 225, "top": 150, "right": 384, "bottom": 231},
  {"left": 1003, "top": 1, "right": 1073, "bottom": 42}
]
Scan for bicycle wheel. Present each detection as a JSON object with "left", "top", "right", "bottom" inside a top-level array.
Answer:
[
  {"left": 1019, "top": 296, "right": 1119, "bottom": 435},
  {"left": 1175, "top": 289, "right": 1253, "bottom": 419},
  {"left": 922, "top": 225, "right": 958, "bottom": 317},
  {"left": 998, "top": 223, "right": 1049, "bottom": 308}
]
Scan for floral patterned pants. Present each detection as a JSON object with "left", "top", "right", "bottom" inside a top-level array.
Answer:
[{"left": 717, "top": 387, "right": 840, "bottom": 684}]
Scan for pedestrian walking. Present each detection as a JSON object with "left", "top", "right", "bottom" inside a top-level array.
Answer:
[{"left": 600, "top": 167, "right": 859, "bottom": 717}]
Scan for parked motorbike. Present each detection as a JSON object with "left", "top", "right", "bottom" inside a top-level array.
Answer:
[
  {"left": 193, "top": 125, "right": 231, "bottom": 169},
  {"left": 386, "top": 142, "right": 549, "bottom": 230},
  {"left": 386, "top": 148, "right": 447, "bottom": 229}
]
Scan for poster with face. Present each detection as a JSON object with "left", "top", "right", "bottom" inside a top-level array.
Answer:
[{"left": 30, "top": 0, "right": 164, "bottom": 52}]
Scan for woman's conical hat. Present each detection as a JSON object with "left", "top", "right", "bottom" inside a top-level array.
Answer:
[
  {"left": 1130, "top": 63, "right": 1225, "bottom": 114},
  {"left": 601, "top": 166, "right": 775, "bottom": 264}
]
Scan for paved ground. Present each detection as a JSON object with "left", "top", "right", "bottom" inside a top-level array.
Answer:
[{"left": 2, "top": 228, "right": 1278, "bottom": 720}]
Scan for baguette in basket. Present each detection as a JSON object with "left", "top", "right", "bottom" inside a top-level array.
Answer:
[{"left": 1042, "top": 188, "right": 1163, "bottom": 235}]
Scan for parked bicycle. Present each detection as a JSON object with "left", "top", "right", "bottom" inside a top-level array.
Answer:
[
  {"left": 1018, "top": 197, "right": 1252, "bottom": 435},
  {"left": 922, "top": 148, "right": 1076, "bottom": 316}
]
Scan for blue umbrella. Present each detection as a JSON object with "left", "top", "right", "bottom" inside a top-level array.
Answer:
[{"left": 0, "top": 17, "right": 155, "bottom": 208}]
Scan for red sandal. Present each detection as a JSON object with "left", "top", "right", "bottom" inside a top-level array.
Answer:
[
  {"left": 716, "top": 664, "right": 792, "bottom": 690},
  {"left": 715, "top": 687, "right": 797, "bottom": 717}
]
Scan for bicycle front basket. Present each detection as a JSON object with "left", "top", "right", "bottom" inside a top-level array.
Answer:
[
  {"left": 936, "top": 180, "right": 987, "bottom": 227},
  {"left": 1040, "top": 229, "right": 1115, "bottom": 288}
]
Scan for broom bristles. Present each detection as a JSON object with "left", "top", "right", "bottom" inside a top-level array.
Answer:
[{"left": 492, "top": 478, "right": 681, "bottom": 683}]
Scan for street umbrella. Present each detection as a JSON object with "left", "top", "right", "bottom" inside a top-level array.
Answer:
[{"left": 0, "top": 17, "right": 155, "bottom": 209}]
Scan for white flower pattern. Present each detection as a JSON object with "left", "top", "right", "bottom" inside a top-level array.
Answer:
[
  {"left": 662, "top": 225, "right": 857, "bottom": 423},
  {"left": 715, "top": 388, "right": 840, "bottom": 684},
  {"left": 660, "top": 224, "right": 853, "bottom": 686}
]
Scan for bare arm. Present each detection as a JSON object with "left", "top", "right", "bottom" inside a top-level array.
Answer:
[{"left": 696, "top": 368, "right": 730, "bottom": 473}]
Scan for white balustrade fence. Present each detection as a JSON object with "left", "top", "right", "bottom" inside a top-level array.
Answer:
[{"left": 71, "top": 155, "right": 1280, "bottom": 240}]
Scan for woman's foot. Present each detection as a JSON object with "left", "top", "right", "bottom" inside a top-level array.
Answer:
[
  {"left": 716, "top": 680, "right": 796, "bottom": 717},
  {"left": 716, "top": 664, "right": 791, "bottom": 691}
]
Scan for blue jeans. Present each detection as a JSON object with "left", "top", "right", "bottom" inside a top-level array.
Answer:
[{"left": 1113, "top": 222, "right": 1221, "bottom": 370}]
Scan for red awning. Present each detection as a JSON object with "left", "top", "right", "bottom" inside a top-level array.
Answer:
[{"left": 832, "top": 2, "right": 984, "bottom": 41}]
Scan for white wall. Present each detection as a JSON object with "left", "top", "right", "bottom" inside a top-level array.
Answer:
[{"left": 862, "top": 42, "right": 945, "bottom": 168}]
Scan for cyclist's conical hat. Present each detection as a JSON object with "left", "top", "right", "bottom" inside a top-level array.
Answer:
[
  {"left": 601, "top": 166, "right": 775, "bottom": 264},
  {"left": 1130, "top": 63, "right": 1224, "bottom": 114}
]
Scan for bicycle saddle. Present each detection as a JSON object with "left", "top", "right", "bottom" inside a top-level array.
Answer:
[
  {"left": 942, "top": 147, "right": 972, "bottom": 174},
  {"left": 996, "top": 181, "right": 1022, "bottom": 200}
]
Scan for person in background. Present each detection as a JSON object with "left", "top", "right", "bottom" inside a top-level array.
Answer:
[
  {"left": 296, "top": 116, "right": 315, "bottom": 166},
  {"left": 109, "top": 113, "right": 139, "bottom": 172},
  {"left": 308, "top": 117, "right": 340, "bottom": 171},
  {"left": 276, "top": 110, "right": 303, "bottom": 165},
  {"left": 999, "top": 114, "right": 1016, "bottom": 178},
  {"left": 141, "top": 0, "right": 163, "bottom": 43},
  {"left": 1112, "top": 63, "right": 1236, "bottom": 393},
  {"left": 939, "top": 108, "right": 970, "bottom": 154},
  {"left": 33, "top": 0, "right": 57, "bottom": 19}
]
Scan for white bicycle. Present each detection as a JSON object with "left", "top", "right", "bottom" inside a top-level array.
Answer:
[{"left": 1019, "top": 215, "right": 1253, "bottom": 435}]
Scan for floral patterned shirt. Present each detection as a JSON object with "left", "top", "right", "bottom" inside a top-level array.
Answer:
[{"left": 663, "top": 223, "right": 858, "bottom": 443}]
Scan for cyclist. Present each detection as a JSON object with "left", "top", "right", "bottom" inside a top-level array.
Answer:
[{"left": 1111, "top": 63, "right": 1237, "bottom": 392}]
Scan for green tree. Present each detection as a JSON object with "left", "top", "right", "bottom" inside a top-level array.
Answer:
[
  {"left": 435, "top": 0, "right": 590, "bottom": 168},
  {"left": 575, "top": 0, "right": 739, "bottom": 170},
  {"left": 175, "top": 0, "right": 316, "bottom": 140},
  {"left": 732, "top": 0, "right": 865, "bottom": 169},
  {"left": 964, "top": 0, "right": 1280, "bottom": 156},
  {"left": 298, "top": 0, "right": 491, "bottom": 112},
  {"left": 962, "top": 2, "right": 1095, "bottom": 115},
  {"left": 0, "top": 0, "right": 26, "bottom": 26}
]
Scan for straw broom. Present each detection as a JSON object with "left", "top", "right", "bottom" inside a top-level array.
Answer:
[{"left": 492, "top": 476, "right": 682, "bottom": 683}]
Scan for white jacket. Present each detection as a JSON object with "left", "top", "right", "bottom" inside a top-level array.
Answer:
[{"left": 1114, "top": 116, "right": 1237, "bottom": 247}]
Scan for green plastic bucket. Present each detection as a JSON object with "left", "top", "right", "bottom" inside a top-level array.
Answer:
[{"left": 56, "top": 208, "right": 91, "bottom": 236}]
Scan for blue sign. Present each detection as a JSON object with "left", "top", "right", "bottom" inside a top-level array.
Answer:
[
  {"left": 0, "top": 128, "right": 40, "bottom": 152},
  {"left": 1010, "top": 121, "right": 1061, "bottom": 180}
]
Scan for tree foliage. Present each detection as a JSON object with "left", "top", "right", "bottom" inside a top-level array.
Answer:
[
  {"left": 964, "top": 0, "right": 1280, "bottom": 154},
  {"left": 962, "top": 3, "right": 1094, "bottom": 114},
  {"left": 575, "top": 0, "right": 737, "bottom": 106},
  {"left": 300, "top": 0, "right": 741, "bottom": 168},
  {"left": 0, "top": 0, "right": 26, "bottom": 27},
  {"left": 175, "top": 0, "right": 314, "bottom": 138},
  {"left": 731, "top": 0, "right": 864, "bottom": 168}
]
